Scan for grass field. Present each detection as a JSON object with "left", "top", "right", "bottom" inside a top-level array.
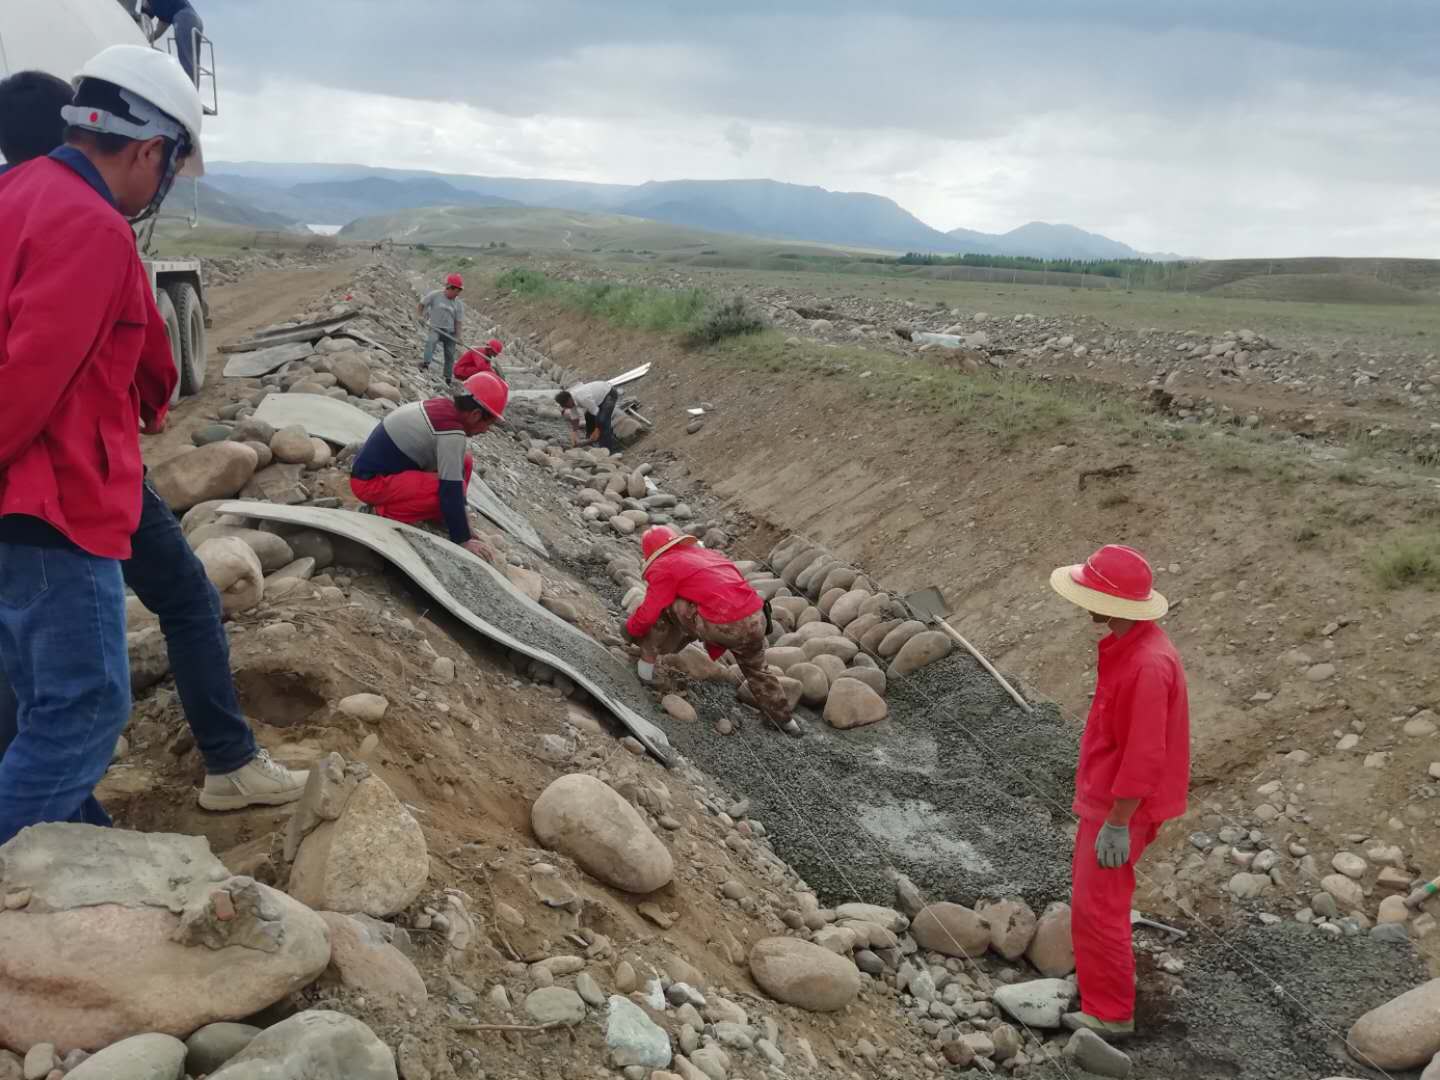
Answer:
[{"left": 149, "top": 223, "right": 337, "bottom": 259}]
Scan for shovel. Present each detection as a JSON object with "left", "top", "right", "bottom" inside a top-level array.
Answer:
[{"left": 904, "top": 586, "right": 1033, "bottom": 715}]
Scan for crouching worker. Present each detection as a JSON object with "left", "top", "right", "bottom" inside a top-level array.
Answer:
[
  {"left": 556, "top": 379, "right": 620, "bottom": 453},
  {"left": 350, "top": 372, "right": 507, "bottom": 561},
  {"left": 625, "top": 527, "right": 800, "bottom": 738},
  {"left": 454, "top": 338, "right": 505, "bottom": 381}
]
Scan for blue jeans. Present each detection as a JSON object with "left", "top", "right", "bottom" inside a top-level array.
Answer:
[
  {"left": 0, "top": 484, "right": 257, "bottom": 833},
  {"left": 422, "top": 329, "right": 458, "bottom": 381},
  {"left": 0, "top": 541, "right": 130, "bottom": 844}
]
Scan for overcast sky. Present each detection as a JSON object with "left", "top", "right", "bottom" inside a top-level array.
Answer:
[{"left": 201, "top": 1, "right": 1438, "bottom": 258}]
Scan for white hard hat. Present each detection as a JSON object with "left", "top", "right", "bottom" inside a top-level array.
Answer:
[{"left": 65, "top": 45, "right": 204, "bottom": 176}]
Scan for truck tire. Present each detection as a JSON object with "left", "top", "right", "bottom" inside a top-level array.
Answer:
[
  {"left": 156, "top": 289, "right": 184, "bottom": 406},
  {"left": 166, "top": 282, "right": 207, "bottom": 396}
]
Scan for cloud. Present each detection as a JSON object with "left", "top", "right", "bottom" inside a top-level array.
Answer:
[{"left": 199, "top": 0, "right": 1440, "bottom": 256}]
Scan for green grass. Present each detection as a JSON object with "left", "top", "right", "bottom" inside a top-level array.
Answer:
[
  {"left": 496, "top": 268, "right": 708, "bottom": 333},
  {"left": 1371, "top": 534, "right": 1440, "bottom": 590}
]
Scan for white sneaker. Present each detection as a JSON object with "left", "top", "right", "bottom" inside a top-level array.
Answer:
[{"left": 199, "top": 749, "right": 309, "bottom": 811}]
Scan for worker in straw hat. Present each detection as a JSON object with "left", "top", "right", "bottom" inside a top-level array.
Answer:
[
  {"left": 1049, "top": 544, "right": 1190, "bottom": 1041},
  {"left": 625, "top": 526, "right": 800, "bottom": 738}
]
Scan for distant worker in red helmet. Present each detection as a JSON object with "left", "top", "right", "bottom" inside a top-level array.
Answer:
[
  {"left": 417, "top": 272, "right": 465, "bottom": 382},
  {"left": 350, "top": 372, "right": 507, "bottom": 562},
  {"left": 1049, "top": 544, "right": 1190, "bottom": 1041},
  {"left": 626, "top": 527, "right": 801, "bottom": 738},
  {"left": 454, "top": 338, "right": 505, "bottom": 382}
]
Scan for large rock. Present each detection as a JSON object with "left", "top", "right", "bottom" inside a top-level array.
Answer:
[
  {"left": 992, "top": 978, "right": 1074, "bottom": 1029},
  {"left": 149, "top": 443, "right": 259, "bottom": 512},
  {"left": 823, "top": 678, "right": 889, "bottom": 730},
  {"left": 128, "top": 627, "right": 170, "bottom": 693},
  {"left": 888, "top": 630, "right": 954, "bottom": 677},
  {"left": 911, "top": 902, "right": 990, "bottom": 957},
  {"left": 0, "top": 825, "right": 329, "bottom": 1051},
  {"left": 65, "top": 1034, "right": 185, "bottom": 1080},
  {"left": 1348, "top": 978, "right": 1440, "bottom": 1069},
  {"left": 332, "top": 354, "right": 373, "bottom": 397},
  {"left": 194, "top": 537, "right": 264, "bottom": 614},
  {"left": 525, "top": 987, "right": 587, "bottom": 1026},
  {"left": 793, "top": 621, "right": 845, "bottom": 643},
  {"left": 607, "top": 995, "right": 672, "bottom": 1069},
  {"left": 317, "top": 912, "right": 427, "bottom": 1006},
  {"left": 764, "top": 647, "right": 808, "bottom": 673},
  {"left": 240, "top": 463, "right": 308, "bottom": 505},
  {"left": 789, "top": 663, "right": 830, "bottom": 707},
  {"left": 838, "top": 665, "right": 886, "bottom": 696},
  {"left": 1027, "top": 902, "right": 1075, "bottom": 976},
  {"left": 288, "top": 777, "right": 429, "bottom": 917},
  {"left": 877, "top": 620, "right": 927, "bottom": 658},
  {"left": 802, "top": 636, "right": 859, "bottom": 664},
  {"left": 531, "top": 774, "right": 674, "bottom": 893},
  {"left": 184, "top": 1024, "right": 261, "bottom": 1077},
  {"left": 1322, "top": 873, "right": 1365, "bottom": 911},
  {"left": 187, "top": 526, "right": 295, "bottom": 573},
  {"left": 270, "top": 426, "right": 317, "bottom": 466},
  {"left": 207, "top": 1010, "right": 396, "bottom": 1080},
  {"left": 828, "top": 590, "right": 871, "bottom": 628},
  {"left": 748, "top": 937, "right": 859, "bottom": 1012},
  {"left": 980, "top": 898, "right": 1038, "bottom": 960}
]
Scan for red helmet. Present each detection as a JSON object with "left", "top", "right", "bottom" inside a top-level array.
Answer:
[
  {"left": 1050, "top": 543, "right": 1168, "bottom": 620},
  {"left": 641, "top": 526, "right": 697, "bottom": 572},
  {"left": 445, "top": 273, "right": 464, "bottom": 290},
  {"left": 462, "top": 371, "right": 508, "bottom": 420},
  {"left": 484, "top": 338, "right": 504, "bottom": 357}
]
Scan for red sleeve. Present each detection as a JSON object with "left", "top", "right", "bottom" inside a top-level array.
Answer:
[
  {"left": 626, "top": 564, "right": 679, "bottom": 640},
  {"left": 134, "top": 287, "right": 178, "bottom": 431},
  {"left": 1110, "top": 662, "right": 1173, "bottom": 800},
  {"left": 0, "top": 224, "right": 137, "bottom": 467},
  {"left": 454, "top": 350, "right": 490, "bottom": 382}
]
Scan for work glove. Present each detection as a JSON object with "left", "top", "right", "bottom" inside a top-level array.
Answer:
[
  {"left": 1095, "top": 823, "right": 1131, "bottom": 869},
  {"left": 637, "top": 660, "right": 655, "bottom": 684}
]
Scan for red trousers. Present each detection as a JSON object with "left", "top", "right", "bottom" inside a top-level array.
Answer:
[
  {"left": 1071, "top": 817, "right": 1160, "bottom": 1022},
  {"left": 349, "top": 455, "right": 473, "bottom": 526}
]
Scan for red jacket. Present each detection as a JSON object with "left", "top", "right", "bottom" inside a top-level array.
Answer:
[
  {"left": 626, "top": 543, "right": 764, "bottom": 641},
  {"left": 453, "top": 349, "right": 494, "bottom": 381},
  {"left": 0, "top": 154, "right": 168, "bottom": 559},
  {"left": 1073, "top": 620, "right": 1191, "bottom": 824}
]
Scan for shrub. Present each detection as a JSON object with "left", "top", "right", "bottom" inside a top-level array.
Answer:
[
  {"left": 685, "top": 296, "right": 765, "bottom": 348},
  {"left": 1372, "top": 534, "right": 1440, "bottom": 589}
]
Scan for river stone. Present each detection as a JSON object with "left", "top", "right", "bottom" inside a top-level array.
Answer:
[
  {"left": 818, "top": 567, "right": 859, "bottom": 595},
  {"left": 194, "top": 537, "right": 264, "bottom": 614},
  {"left": 981, "top": 898, "right": 1038, "bottom": 960},
  {"left": 834, "top": 904, "right": 908, "bottom": 932},
  {"left": 843, "top": 612, "right": 884, "bottom": 644},
  {"left": 525, "top": 987, "right": 587, "bottom": 1026},
  {"left": 607, "top": 995, "right": 672, "bottom": 1069},
  {"left": 1322, "top": 873, "right": 1365, "bottom": 910},
  {"left": 828, "top": 590, "right": 871, "bottom": 628},
  {"left": 531, "top": 774, "right": 674, "bottom": 893},
  {"left": 1065, "top": 1028, "right": 1132, "bottom": 1078},
  {"left": 748, "top": 937, "right": 860, "bottom": 1012},
  {"left": 793, "top": 621, "right": 845, "bottom": 643},
  {"left": 207, "top": 1010, "right": 396, "bottom": 1079},
  {"left": 1348, "top": 978, "right": 1440, "bottom": 1069},
  {"left": 338, "top": 694, "right": 388, "bottom": 721},
  {"left": 661, "top": 695, "right": 697, "bottom": 722},
  {"left": 802, "top": 636, "right": 859, "bottom": 663},
  {"left": 789, "top": 662, "right": 830, "bottom": 707},
  {"left": 992, "top": 978, "right": 1073, "bottom": 1029},
  {"left": 810, "top": 653, "right": 848, "bottom": 684},
  {"left": 838, "top": 666, "right": 886, "bottom": 696},
  {"left": 192, "top": 424, "right": 233, "bottom": 447},
  {"left": 0, "top": 825, "right": 329, "bottom": 1052},
  {"left": 764, "top": 647, "right": 808, "bottom": 672},
  {"left": 233, "top": 418, "right": 277, "bottom": 445},
  {"left": 816, "top": 587, "right": 847, "bottom": 617},
  {"left": 318, "top": 911, "right": 427, "bottom": 1005},
  {"left": 912, "top": 902, "right": 990, "bottom": 957},
  {"left": 288, "top": 777, "right": 429, "bottom": 917},
  {"left": 333, "top": 355, "right": 372, "bottom": 396},
  {"left": 888, "top": 631, "right": 955, "bottom": 677},
  {"left": 187, "top": 526, "right": 295, "bottom": 574},
  {"left": 877, "top": 620, "right": 927, "bottom": 658},
  {"left": 796, "top": 557, "right": 840, "bottom": 595},
  {"left": 823, "top": 678, "right": 889, "bottom": 730},
  {"left": 269, "top": 426, "right": 317, "bottom": 466},
  {"left": 65, "top": 1034, "right": 185, "bottom": 1080},
  {"left": 1027, "top": 902, "right": 1075, "bottom": 976},
  {"left": 149, "top": 442, "right": 260, "bottom": 512},
  {"left": 184, "top": 1024, "right": 261, "bottom": 1077},
  {"left": 860, "top": 619, "right": 901, "bottom": 655}
]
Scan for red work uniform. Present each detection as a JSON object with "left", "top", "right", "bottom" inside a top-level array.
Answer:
[
  {"left": 1071, "top": 620, "right": 1190, "bottom": 1022},
  {"left": 625, "top": 543, "right": 763, "bottom": 657},
  {"left": 452, "top": 349, "right": 494, "bottom": 381}
]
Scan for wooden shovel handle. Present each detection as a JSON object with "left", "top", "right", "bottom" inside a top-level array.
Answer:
[{"left": 931, "top": 618, "right": 1034, "bottom": 715}]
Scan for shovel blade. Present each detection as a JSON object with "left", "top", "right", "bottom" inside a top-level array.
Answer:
[{"left": 904, "top": 586, "right": 949, "bottom": 622}]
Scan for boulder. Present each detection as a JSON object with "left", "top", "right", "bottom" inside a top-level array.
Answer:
[
  {"left": 661, "top": 695, "right": 696, "bottom": 722},
  {"left": 888, "top": 631, "right": 954, "bottom": 677},
  {"left": 833, "top": 903, "right": 908, "bottom": 932},
  {"left": 795, "top": 557, "right": 840, "bottom": 594},
  {"left": 992, "top": 978, "right": 1074, "bottom": 1029},
  {"left": 794, "top": 622, "right": 845, "bottom": 643},
  {"left": 980, "top": 898, "right": 1038, "bottom": 960},
  {"left": 184, "top": 1024, "right": 261, "bottom": 1077},
  {"left": 789, "top": 663, "right": 830, "bottom": 707},
  {"left": 779, "top": 548, "right": 824, "bottom": 587},
  {"left": 1322, "top": 873, "right": 1365, "bottom": 911},
  {"left": 748, "top": 937, "right": 859, "bottom": 1012},
  {"left": 764, "top": 647, "right": 808, "bottom": 673},
  {"left": 367, "top": 382, "right": 402, "bottom": 404},
  {"left": 287, "top": 777, "right": 429, "bottom": 917},
  {"left": 531, "top": 774, "right": 674, "bottom": 893},
  {"left": 232, "top": 418, "right": 277, "bottom": 445},
  {"left": 193, "top": 537, "right": 264, "bottom": 614},
  {"left": 1348, "top": 978, "right": 1440, "bottom": 1069},
  {"left": 207, "top": 1010, "right": 396, "bottom": 1080},
  {"left": 606, "top": 995, "right": 672, "bottom": 1069},
  {"left": 1027, "top": 902, "right": 1075, "bottom": 976},
  {"left": 187, "top": 526, "right": 295, "bottom": 574},
  {"left": 838, "top": 666, "right": 886, "bottom": 696},
  {"left": 802, "top": 636, "right": 859, "bottom": 664},
  {"left": 242, "top": 441, "right": 274, "bottom": 469},
  {"left": 65, "top": 1033, "right": 186, "bottom": 1080},
  {"left": 307, "top": 439, "right": 333, "bottom": 470},
  {"left": 809, "top": 653, "right": 848, "bottom": 684},
  {"left": 817, "top": 567, "right": 859, "bottom": 595},
  {"left": 332, "top": 355, "right": 372, "bottom": 396},
  {"left": 823, "top": 678, "right": 889, "bottom": 730},
  {"left": 149, "top": 443, "right": 259, "bottom": 512},
  {"left": 911, "top": 902, "right": 990, "bottom": 957},
  {"left": 829, "top": 590, "right": 871, "bottom": 628},
  {"left": 860, "top": 619, "right": 902, "bottom": 655},
  {"left": 269, "top": 426, "right": 317, "bottom": 466},
  {"left": 843, "top": 612, "right": 884, "bottom": 644},
  {"left": 877, "top": 620, "right": 927, "bottom": 659},
  {"left": 816, "top": 587, "right": 847, "bottom": 617},
  {"left": 525, "top": 987, "right": 587, "bottom": 1026},
  {"left": 317, "top": 911, "right": 427, "bottom": 1006},
  {"left": 0, "top": 824, "right": 329, "bottom": 1052},
  {"left": 240, "top": 463, "right": 308, "bottom": 505}
]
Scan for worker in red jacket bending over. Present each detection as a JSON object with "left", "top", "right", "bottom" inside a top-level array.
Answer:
[
  {"left": 350, "top": 372, "right": 508, "bottom": 562},
  {"left": 1049, "top": 544, "right": 1190, "bottom": 1041},
  {"left": 453, "top": 338, "right": 504, "bottom": 382},
  {"left": 625, "top": 527, "right": 800, "bottom": 738}
]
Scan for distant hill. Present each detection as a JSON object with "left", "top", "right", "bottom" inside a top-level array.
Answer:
[
  {"left": 1171, "top": 257, "right": 1440, "bottom": 303},
  {"left": 203, "top": 174, "right": 521, "bottom": 226},
  {"left": 162, "top": 179, "right": 297, "bottom": 229},
  {"left": 944, "top": 221, "right": 1143, "bottom": 260}
]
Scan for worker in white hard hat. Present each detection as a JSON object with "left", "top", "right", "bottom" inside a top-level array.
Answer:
[{"left": 0, "top": 45, "right": 204, "bottom": 844}]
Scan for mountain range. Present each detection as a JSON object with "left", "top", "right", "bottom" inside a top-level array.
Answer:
[{"left": 204, "top": 162, "right": 1164, "bottom": 259}]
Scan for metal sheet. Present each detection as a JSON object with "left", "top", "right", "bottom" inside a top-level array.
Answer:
[
  {"left": 214, "top": 503, "right": 672, "bottom": 764},
  {"left": 223, "top": 341, "right": 315, "bottom": 379},
  {"left": 610, "top": 362, "right": 652, "bottom": 388},
  {"left": 253, "top": 394, "right": 379, "bottom": 448},
  {"left": 221, "top": 312, "right": 360, "bottom": 354},
  {"left": 468, "top": 475, "right": 547, "bottom": 556}
]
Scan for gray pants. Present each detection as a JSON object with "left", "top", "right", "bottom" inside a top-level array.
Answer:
[
  {"left": 423, "top": 329, "right": 458, "bottom": 381},
  {"left": 169, "top": 7, "right": 204, "bottom": 85}
]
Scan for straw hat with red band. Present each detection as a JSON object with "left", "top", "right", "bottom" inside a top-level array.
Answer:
[
  {"left": 1049, "top": 544, "right": 1168, "bottom": 621},
  {"left": 641, "top": 526, "right": 698, "bottom": 574}
]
